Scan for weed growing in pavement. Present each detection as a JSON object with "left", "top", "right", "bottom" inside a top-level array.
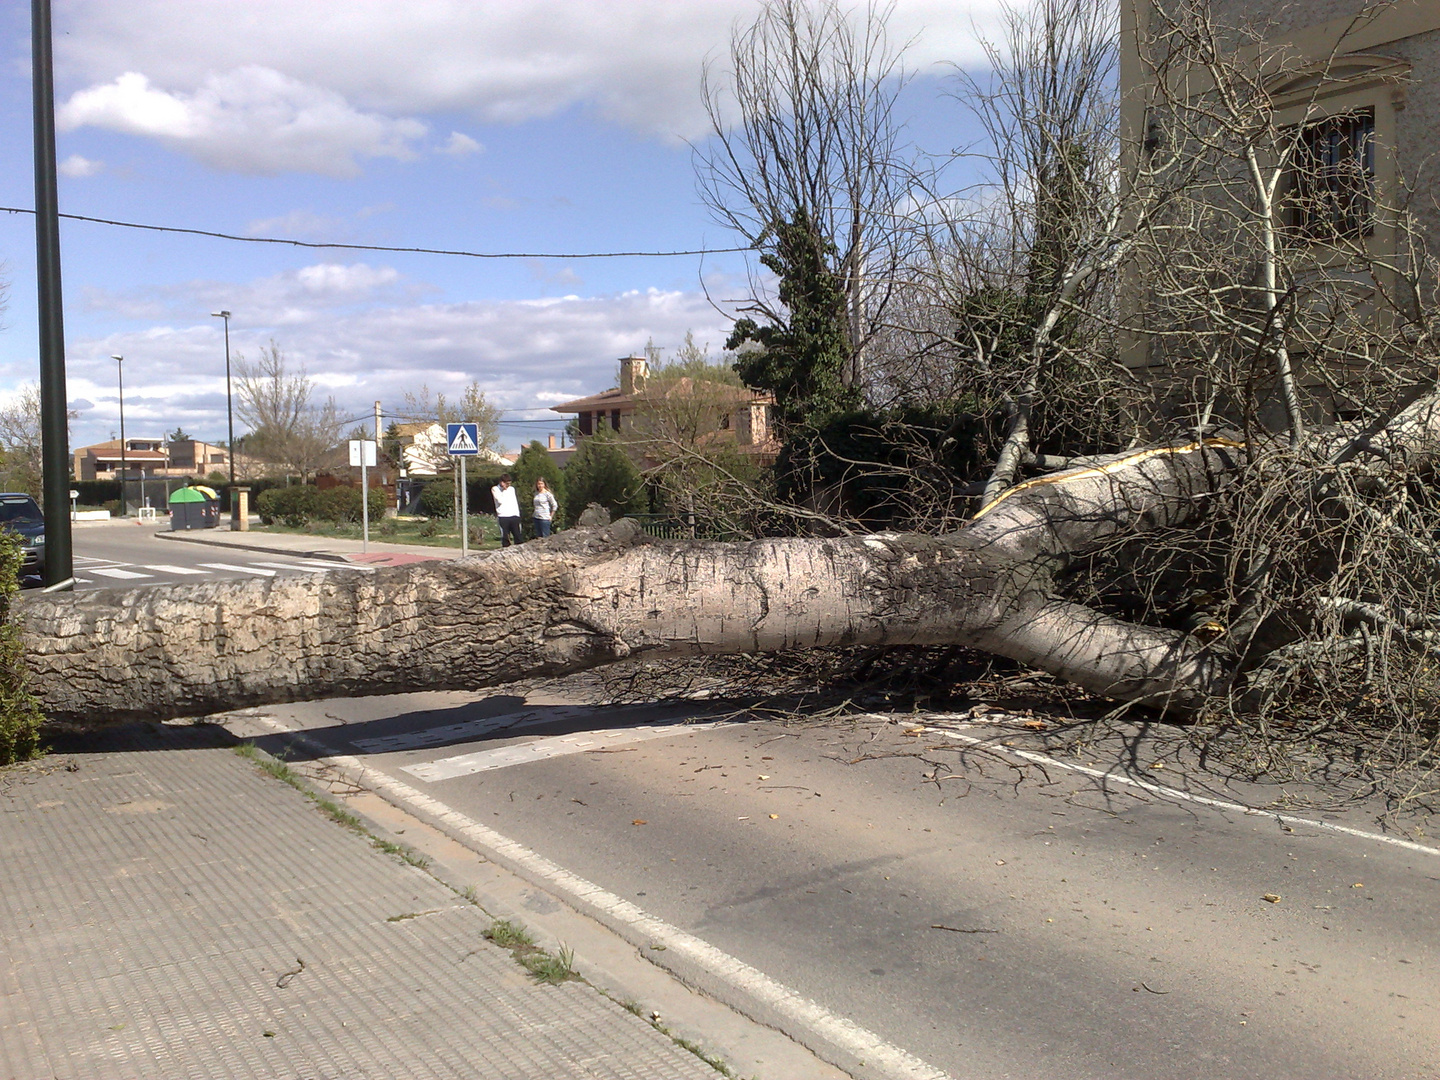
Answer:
[
  {"left": 385, "top": 910, "right": 436, "bottom": 923},
  {"left": 371, "top": 837, "right": 431, "bottom": 869},
  {"left": 233, "top": 744, "right": 366, "bottom": 832},
  {"left": 525, "top": 945, "right": 577, "bottom": 984},
  {"left": 600, "top": 989, "right": 744, "bottom": 1077},
  {"left": 484, "top": 918, "right": 534, "bottom": 950},
  {"left": 483, "top": 919, "right": 579, "bottom": 984}
]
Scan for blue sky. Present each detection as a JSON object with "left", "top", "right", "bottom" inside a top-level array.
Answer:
[{"left": 0, "top": 1, "right": 1003, "bottom": 453}]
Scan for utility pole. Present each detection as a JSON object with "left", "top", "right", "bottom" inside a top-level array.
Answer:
[
  {"left": 374, "top": 399, "right": 383, "bottom": 479},
  {"left": 111, "top": 355, "right": 126, "bottom": 516},
  {"left": 211, "top": 310, "right": 234, "bottom": 484},
  {"left": 32, "top": 0, "right": 72, "bottom": 590}
]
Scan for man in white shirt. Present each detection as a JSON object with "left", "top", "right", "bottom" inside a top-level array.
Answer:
[{"left": 492, "top": 474, "right": 523, "bottom": 547}]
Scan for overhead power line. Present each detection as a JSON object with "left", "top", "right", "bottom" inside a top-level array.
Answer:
[{"left": 0, "top": 205, "right": 752, "bottom": 260}]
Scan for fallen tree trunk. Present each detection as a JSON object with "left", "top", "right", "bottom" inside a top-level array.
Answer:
[
  {"left": 20, "top": 392, "right": 1438, "bottom": 724},
  {"left": 22, "top": 438, "right": 1245, "bottom": 724}
]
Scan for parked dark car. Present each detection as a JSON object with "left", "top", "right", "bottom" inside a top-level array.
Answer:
[{"left": 0, "top": 493, "right": 44, "bottom": 582}]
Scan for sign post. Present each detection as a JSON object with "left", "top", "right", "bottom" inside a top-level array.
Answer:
[
  {"left": 349, "top": 439, "right": 377, "bottom": 553},
  {"left": 446, "top": 423, "right": 480, "bottom": 557}
]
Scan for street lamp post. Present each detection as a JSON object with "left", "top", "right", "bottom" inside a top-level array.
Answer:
[
  {"left": 211, "top": 310, "right": 235, "bottom": 484},
  {"left": 110, "top": 354, "right": 126, "bottom": 516}
]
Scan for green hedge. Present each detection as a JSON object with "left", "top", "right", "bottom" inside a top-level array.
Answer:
[
  {"left": 317, "top": 486, "right": 386, "bottom": 525},
  {"left": 255, "top": 485, "right": 323, "bottom": 527}
]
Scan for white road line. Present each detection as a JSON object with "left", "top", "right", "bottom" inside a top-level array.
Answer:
[
  {"left": 352, "top": 705, "right": 597, "bottom": 754},
  {"left": 89, "top": 567, "right": 153, "bottom": 580},
  {"left": 198, "top": 562, "right": 276, "bottom": 576},
  {"left": 402, "top": 722, "right": 731, "bottom": 782},
  {"left": 142, "top": 564, "right": 211, "bottom": 576},
  {"left": 250, "top": 560, "right": 375, "bottom": 573},
  {"left": 911, "top": 714, "right": 1440, "bottom": 858},
  {"left": 249, "top": 716, "right": 954, "bottom": 1080}
]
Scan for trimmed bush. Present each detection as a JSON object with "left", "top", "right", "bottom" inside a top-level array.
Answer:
[
  {"left": 255, "top": 485, "right": 323, "bottom": 527},
  {"left": 72, "top": 479, "right": 122, "bottom": 507},
  {"left": 418, "top": 479, "right": 455, "bottom": 518},
  {"left": 318, "top": 486, "right": 386, "bottom": 525}
]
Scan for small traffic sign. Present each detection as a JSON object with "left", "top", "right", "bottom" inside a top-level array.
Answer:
[
  {"left": 446, "top": 422, "right": 480, "bottom": 456},
  {"left": 349, "top": 439, "right": 377, "bottom": 467}
]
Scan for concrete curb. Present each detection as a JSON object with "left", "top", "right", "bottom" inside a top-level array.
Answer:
[{"left": 154, "top": 529, "right": 353, "bottom": 562}]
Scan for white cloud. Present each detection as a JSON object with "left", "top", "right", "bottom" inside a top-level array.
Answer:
[
  {"left": 245, "top": 209, "right": 352, "bottom": 239},
  {"left": 66, "top": 275, "right": 735, "bottom": 447},
  {"left": 441, "top": 131, "right": 483, "bottom": 156},
  {"left": 55, "top": 0, "right": 1010, "bottom": 163},
  {"left": 58, "top": 68, "right": 428, "bottom": 176},
  {"left": 59, "top": 154, "right": 105, "bottom": 177}
]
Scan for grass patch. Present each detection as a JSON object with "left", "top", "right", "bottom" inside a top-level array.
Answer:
[
  {"left": 249, "top": 515, "right": 504, "bottom": 550},
  {"left": 483, "top": 918, "right": 579, "bottom": 984}
]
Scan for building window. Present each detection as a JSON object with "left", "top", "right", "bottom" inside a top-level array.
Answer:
[
  {"left": 610, "top": 410, "right": 621, "bottom": 432},
  {"left": 1289, "top": 109, "right": 1375, "bottom": 239},
  {"left": 578, "top": 411, "right": 593, "bottom": 436}
]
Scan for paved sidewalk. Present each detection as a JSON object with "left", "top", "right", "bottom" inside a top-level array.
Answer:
[
  {"left": 0, "top": 725, "right": 721, "bottom": 1080},
  {"left": 154, "top": 523, "right": 464, "bottom": 566}
]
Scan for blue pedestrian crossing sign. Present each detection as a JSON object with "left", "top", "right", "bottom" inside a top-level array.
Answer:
[{"left": 446, "top": 422, "right": 480, "bottom": 456}]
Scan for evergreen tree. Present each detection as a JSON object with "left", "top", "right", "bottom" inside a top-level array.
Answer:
[
  {"left": 512, "top": 441, "right": 566, "bottom": 528},
  {"left": 726, "top": 210, "right": 858, "bottom": 429},
  {"left": 562, "top": 430, "right": 644, "bottom": 527}
]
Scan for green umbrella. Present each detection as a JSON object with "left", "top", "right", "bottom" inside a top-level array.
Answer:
[{"left": 168, "top": 487, "right": 207, "bottom": 504}]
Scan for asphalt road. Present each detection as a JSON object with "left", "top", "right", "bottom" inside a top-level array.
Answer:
[
  {"left": 66, "top": 520, "right": 368, "bottom": 591},
  {"left": 238, "top": 693, "right": 1440, "bottom": 1080}
]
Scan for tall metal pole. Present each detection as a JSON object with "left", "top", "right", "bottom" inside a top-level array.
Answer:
[
  {"left": 32, "top": 0, "right": 72, "bottom": 589},
  {"left": 211, "top": 310, "right": 234, "bottom": 484},
  {"left": 111, "top": 355, "right": 126, "bottom": 516},
  {"left": 460, "top": 456, "right": 468, "bottom": 558}
]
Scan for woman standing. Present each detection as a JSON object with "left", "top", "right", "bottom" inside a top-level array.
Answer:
[{"left": 532, "top": 477, "right": 559, "bottom": 538}]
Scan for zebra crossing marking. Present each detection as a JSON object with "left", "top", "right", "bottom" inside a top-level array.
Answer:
[{"left": 198, "top": 562, "right": 276, "bottom": 576}]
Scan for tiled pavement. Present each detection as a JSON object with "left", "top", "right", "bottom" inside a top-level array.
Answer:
[{"left": 0, "top": 726, "right": 720, "bottom": 1080}]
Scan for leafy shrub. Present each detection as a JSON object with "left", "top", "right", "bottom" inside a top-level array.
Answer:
[
  {"left": 318, "top": 486, "right": 385, "bottom": 525},
  {"left": 418, "top": 479, "right": 455, "bottom": 518},
  {"left": 0, "top": 532, "right": 43, "bottom": 765},
  {"left": 256, "top": 485, "right": 323, "bottom": 527}
]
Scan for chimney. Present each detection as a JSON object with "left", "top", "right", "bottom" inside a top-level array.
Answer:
[
  {"left": 548, "top": 433, "right": 557, "bottom": 450},
  {"left": 619, "top": 355, "right": 648, "bottom": 396}
]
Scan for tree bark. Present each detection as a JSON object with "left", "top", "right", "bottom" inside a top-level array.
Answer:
[
  {"left": 25, "top": 390, "right": 1440, "bottom": 726},
  {"left": 21, "top": 435, "right": 1257, "bottom": 725}
]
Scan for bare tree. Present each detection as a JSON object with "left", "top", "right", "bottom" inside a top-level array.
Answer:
[
  {"left": 233, "top": 342, "right": 344, "bottom": 482},
  {"left": 0, "top": 385, "right": 46, "bottom": 498},
  {"left": 697, "top": 0, "right": 912, "bottom": 405},
  {"left": 400, "top": 381, "right": 502, "bottom": 471}
]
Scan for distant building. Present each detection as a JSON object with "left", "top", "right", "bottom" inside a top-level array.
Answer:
[
  {"left": 393, "top": 422, "right": 512, "bottom": 477},
  {"left": 72, "top": 437, "right": 243, "bottom": 482},
  {"left": 549, "top": 355, "right": 779, "bottom": 465},
  {"left": 165, "top": 439, "right": 233, "bottom": 475}
]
